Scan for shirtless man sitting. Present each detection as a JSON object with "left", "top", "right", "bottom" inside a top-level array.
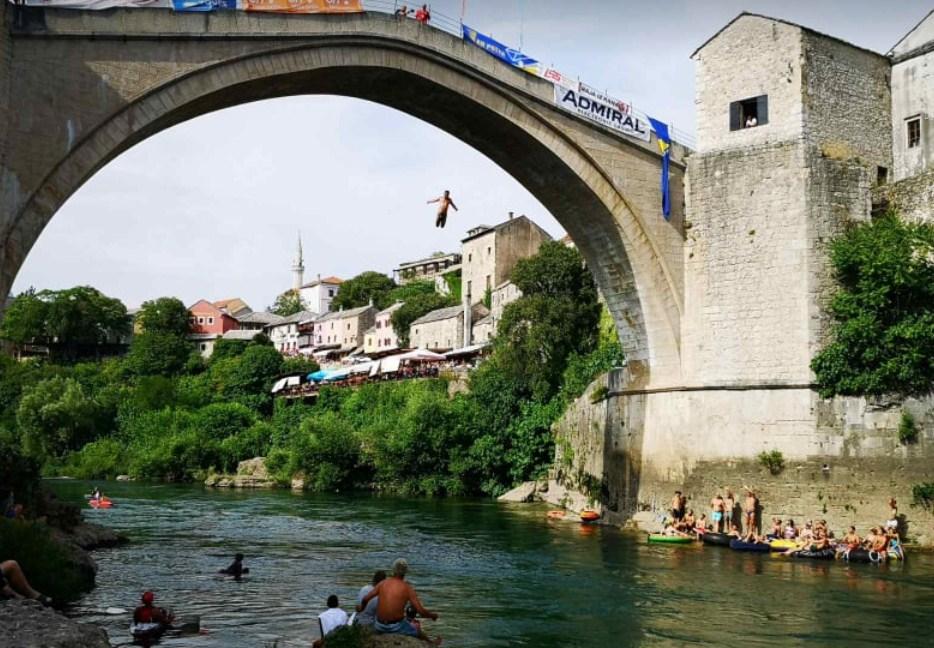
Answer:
[
  {"left": 842, "top": 526, "right": 861, "bottom": 551},
  {"left": 359, "top": 559, "right": 441, "bottom": 645}
]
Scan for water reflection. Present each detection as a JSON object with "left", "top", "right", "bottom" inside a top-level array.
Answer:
[{"left": 48, "top": 481, "right": 934, "bottom": 648}]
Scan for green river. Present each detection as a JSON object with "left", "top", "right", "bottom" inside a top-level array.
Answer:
[{"left": 50, "top": 481, "right": 934, "bottom": 647}]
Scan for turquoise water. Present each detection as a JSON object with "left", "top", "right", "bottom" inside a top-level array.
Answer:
[{"left": 50, "top": 481, "right": 934, "bottom": 647}]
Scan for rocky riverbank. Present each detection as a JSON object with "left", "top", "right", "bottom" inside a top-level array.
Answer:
[{"left": 0, "top": 599, "right": 109, "bottom": 648}]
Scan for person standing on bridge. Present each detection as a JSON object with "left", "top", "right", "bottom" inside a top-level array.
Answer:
[
  {"left": 427, "top": 190, "right": 458, "bottom": 229},
  {"left": 415, "top": 4, "right": 431, "bottom": 24}
]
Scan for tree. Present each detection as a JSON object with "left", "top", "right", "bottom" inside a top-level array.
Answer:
[
  {"left": 0, "top": 289, "right": 50, "bottom": 352},
  {"left": 16, "top": 377, "right": 101, "bottom": 460},
  {"left": 43, "top": 286, "right": 129, "bottom": 360},
  {"left": 812, "top": 213, "right": 934, "bottom": 397},
  {"left": 330, "top": 271, "right": 396, "bottom": 311},
  {"left": 270, "top": 289, "right": 306, "bottom": 316},
  {"left": 125, "top": 331, "right": 193, "bottom": 377},
  {"left": 390, "top": 292, "right": 458, "bottom": 347},
  {"left": 137, "top": 297, "right": 191, "bottom": 337}
]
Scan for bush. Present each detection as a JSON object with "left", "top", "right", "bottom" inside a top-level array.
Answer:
[
  {"left": 912, "top": 482, "right": 934, "bottom": 509},
  {"left": 290, "top": 413, "right": 362, "bottom": 492},
  {"left": 0, "top": 520, "right": 90, "bottom": 602},
  {"left": 58, "top": 438, "right": 125, "bottom": 479},
  {"left": 812, "top": 213, "right": 934, "bottom": 397},
  {"left": 899, "top": 411, "right": 919, "bottom": 445},
  {"left": 758, "top": 449, "right": 785, "bottom": 475}
]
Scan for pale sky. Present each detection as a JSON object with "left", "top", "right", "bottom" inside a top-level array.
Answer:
[{"left": 12, "top": 0, "right": 928, "bottom": 311}]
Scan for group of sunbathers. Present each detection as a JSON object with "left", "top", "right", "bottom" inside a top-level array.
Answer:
[{"left": 659, "top": 491, "right": 905, "bottom": 559}]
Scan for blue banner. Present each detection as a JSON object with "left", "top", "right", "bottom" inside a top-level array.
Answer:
[
  {"left": 648, "top": 117, "right": 671, "bottom": 220},
  {"left": 462, "top": 24, "right": 541, "bottom": 76},
  {"left": 172, "top": 0, "right": 234, "bottom": 11}
]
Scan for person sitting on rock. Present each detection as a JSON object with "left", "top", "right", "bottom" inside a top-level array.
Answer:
[
  {"left": 219, "top": 553, "right": 249, "bottom": 580},
  {"left": 359, "top": 559, "right": 441, "bottom": 645},
  {"left": 313, "top": 594, "right": 348, "bottom": 648},
  {"left": 134, "top": 591, "right": 174, "bottom": 626},
  {"left": 356, "top": 570, "right": 387, "bottom": 627},
  {"left": 0, "top": 560, "right": 53, "bottom": 606}
]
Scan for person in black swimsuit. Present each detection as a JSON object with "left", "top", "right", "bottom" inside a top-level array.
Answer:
[{"left": 219, "top": 553, "right": 250, "bottom": 580}]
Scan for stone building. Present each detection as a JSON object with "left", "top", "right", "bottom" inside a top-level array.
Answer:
[
  {"left": 236, "top": 311, "right": 285, "bottom": 332},
  {"left": 393, "top": 252, "right": 461, "bottom": 285},
  {"left": 363, "top": 302, "right": 403, "bottom": 354},
  {"left": 490, "top": 281, "right": 522, "bottom": 327},
  {"left": 890, "top": 10, "right": 934, "bottom": 182},
  {"left": 313, "top": 304, "right": 377, "bottom": 351},
  {"left": 471, "top": 314, "right": 494, "bottom": 345},
  {"left": 460, "top": 214, "right": 551, "bottom": 304},
  {"left": 410, "top": 303, "right": 489, "bottom": 352},
  {"left": 187, "top": 298, "right": 244, "bottom": 357}
]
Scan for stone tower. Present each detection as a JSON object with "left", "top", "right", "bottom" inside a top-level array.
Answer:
[{"left": 292, "top": 232, "right": 305, "bottom": 292}]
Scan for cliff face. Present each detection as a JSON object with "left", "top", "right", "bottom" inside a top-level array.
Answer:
[{"left": 0, "top": 600, "right": 109, "bottom": 648}]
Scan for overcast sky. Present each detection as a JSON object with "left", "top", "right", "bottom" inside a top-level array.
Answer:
[{"left": 12, "top": 0, "right": 928, "bottom": 311}]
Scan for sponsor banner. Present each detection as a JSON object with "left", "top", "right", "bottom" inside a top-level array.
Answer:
[
  {"left": 172, "top": 0, "right": 234, "bottom": 11},
  {"left": 462, "top": 24, "right": 541, "bottom": 76},
  {"left": 19, "top": 0, "right": 168, "bottom": 8},
  {"left": 244, "top": 0, "right": 362, "bottom": 12},
  {"left": 578, "top": 82, "right": 632, "bottom": 115},
  {"left": 541, "top": 67, "right": 575, "bottom": 87},
  {"left": 554, "top": 83, "right": 650, "bottom": 141}
]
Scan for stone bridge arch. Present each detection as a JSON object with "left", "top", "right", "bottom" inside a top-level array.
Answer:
[{"left": 0, "top": 6, "right": 686, "bottom": 387}]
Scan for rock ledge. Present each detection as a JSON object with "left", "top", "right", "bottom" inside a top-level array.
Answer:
[{"left": 0, "top": 600, "right": 109, "bottom": 648}]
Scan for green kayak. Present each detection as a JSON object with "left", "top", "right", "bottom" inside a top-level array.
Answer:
[{"left": 647, "top": 534, "right": 694, "bottom": 544}]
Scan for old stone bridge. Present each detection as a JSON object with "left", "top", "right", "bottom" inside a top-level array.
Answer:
[{"left": 0, "top": 4, "right": 686, "bottom": 389}]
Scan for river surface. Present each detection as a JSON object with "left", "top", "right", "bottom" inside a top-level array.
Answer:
[{"left": 50, "top": 480, "right": 934, "bottom": 648}]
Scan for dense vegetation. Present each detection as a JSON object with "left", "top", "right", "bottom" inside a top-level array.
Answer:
[
  {"left": 1, "top": 242, "right": 621, "bottom": 497},
  {"left": 812, "top": 213, "right": 934, "bottom": 397}
]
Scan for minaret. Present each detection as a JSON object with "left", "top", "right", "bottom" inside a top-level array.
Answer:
[{"left": 292, "top": 232, "right": 305, "bottom": 292}]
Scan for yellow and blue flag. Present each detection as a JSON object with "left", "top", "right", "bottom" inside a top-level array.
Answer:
[{"left": 648, "top": 117, "right": 671, "bottom": 220}]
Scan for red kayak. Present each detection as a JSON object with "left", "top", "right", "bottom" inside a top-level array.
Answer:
[
  {"left": 580, "top": 510, "right": 601, "bottom": 523},
  {"left": 89, "top": 498, "right": 114, "bottom": 509}
]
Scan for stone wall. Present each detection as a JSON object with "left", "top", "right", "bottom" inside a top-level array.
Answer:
[
  {"left": 872, "top": 165, "right": 934, "bottom": 223},
  {"left": 552, "top": 371, "right": 934, "bottom": 544}
]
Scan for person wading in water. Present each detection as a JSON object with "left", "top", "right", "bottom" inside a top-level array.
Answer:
[{"left": 426, "top": 190, "right": 458, "bottom": 229}]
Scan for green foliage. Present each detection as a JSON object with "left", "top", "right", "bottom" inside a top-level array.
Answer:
[
  {"left": 385, "top": 280, "right": 437, "bottom": 306},
  {"left": 483, "top": 287, "right": 492, "bottom": 310},
  {"left": 125, "top": 331, "right": 193, "bottom": 377},
  {"left": 137, "top": 297, "right": 191, "bottom": 337},
  {"left": 281, "top": 356, "right": 320, "bottom": 376},
  {"left": 16, "top": 377, "right": 104, "bottom": 461},
  {"left": 442, "top": 271, "right": 462, "bottom": 301},
  {"left": 590, "top": 385, "right": 609, "bottom": 404},
  {"left": 0, "top": 286, "right": 129, "bottom": 361},
  {"left": 207, "top": 344, "right": 283, "bottom": 412},
  {"left": 290, "top": 412, "right": 362, "bottom": 491},
  {"left": 390, "top": 292, "right": 458, "bottom": 347},
  {"left": 912, "top": 482, "right": 934, "bottom": 509},
  {"left": 330, "top": 271, "right": 395, "bottom": 311},
  {"left": 269, "top": 289, "right": 306, "bottom": 316},
  {"left": 0, "top": 520, "right": 90, "bottom": 602},
  {"left": 57, "top": 438, "right": 125, "bottom": 479},
  {"left": 812, "top": 213, "right": 934, "bottom": 397},
  {"left": 211, "top": 338, "right": 251, "bottom": 362},
  {"left": 758, "top": 449, "right": 785, "bottom": 475},
  {"left": 899, "top": 411, "right": 919, "bottom": 445}
]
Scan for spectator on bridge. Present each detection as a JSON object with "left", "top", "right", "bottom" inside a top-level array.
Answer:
[
  {"left": 395, "top": 5, "right": 410, "bottom": 18},
  {"left": 415, "top": 4, "right": 431, "bottom": 24}
]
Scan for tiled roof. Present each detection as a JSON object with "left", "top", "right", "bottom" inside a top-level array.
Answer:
[
  {"left": 237, "top": 311, "right": 285, "bottom": 325},
  {"left": 212, "top": 298, "right": 252, "bottom": 316},
  {"left": 273, "top": 310, "right": 318, "bottom": 325},
  {"left": 222, "top": 330, "right": 264, "bottom": 341},
  {"left": 301, "top": 276, "right": 343, "bottom": 288},
  {"left": 378, "top": 301, "right": 405, "bottom": 316}
]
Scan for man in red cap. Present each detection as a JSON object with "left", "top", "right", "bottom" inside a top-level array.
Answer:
[{"left": 134, "top": 591, "right": 174, "bottom": 626}]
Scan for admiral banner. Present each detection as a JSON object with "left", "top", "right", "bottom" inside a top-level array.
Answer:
[
  {"left": 18, "top": 0, "right": 168, "bottom": 8},
  {"left": 244, "top": 0, "right": 362, "bottom": 12},
  {"left": 172, "top": 0, "right": 234, "bottom": 11},
  {"left": 462, "top": 24, "right": 541, "bottom": 76},
  {"left": 553, "top": 83, "right": 650, "bottom": 141}
]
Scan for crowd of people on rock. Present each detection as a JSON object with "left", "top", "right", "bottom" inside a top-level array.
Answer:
[{"left": 660, "top": 489, "right": 905, "bottom": 560}]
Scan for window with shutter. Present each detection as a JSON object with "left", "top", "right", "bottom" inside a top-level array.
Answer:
[{"left": 729, "top": 95, "right": 768, "bottom": 130}]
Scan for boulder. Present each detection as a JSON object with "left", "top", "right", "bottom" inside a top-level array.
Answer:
[
  {"left": 629, "top": 510, "right": 665, "bottom": 534},
  {"left": 0, "top": 600, "right": 109, "bottom": 648},
  {"left": 205, "top": 457, "right": 276, "bottom": 489},
  {"left": 115, "top": 475, "right": 132, "bottom": 482},
  {"left": 236, "top": 457, "right": 269, "bottom": 480},
  {"left": 65, "top": 521, "right": 128, "bottom": 550},
  {"left": 291, "top": 473, "right": 306, "bottom": 491},
  {"left": 497, "top": 481, "right": 537, "bottom": 503},
  {"left": 368, "top": 634, "right": 425, "bottom": 647},
  {"left": 537, "top": 480, "right": 593, "bottom": 513}
]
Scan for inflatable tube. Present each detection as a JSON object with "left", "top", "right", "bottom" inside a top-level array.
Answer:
[
  {"left": 546, "top": 510, "right": 566, "bottom": 520},
  {"left": 130, "top": 622, "right": 165, "bottom": 640},
  {"left": 702, "top": 532, "right": 732, "bottom": 547},
  {"left": 729, "top": 539, "right": 771, "bottom": 553},
  {"left": 768, "top": 539, "right": 798, "bottom": 551},
  {"left": 794, "top": 547, "right": 836, "bottom": 560},
  {"left": 647, "top": 534, "right": 693, "bottom": 544},
  {"left": 89, "top": 498, "right": 113, "bottom": 509},
  {"left": 843, "top": 549, "right": 874, "bottom": 563},
  {"left": 580, "top": 510, "right": 600, "bottom": 523}
]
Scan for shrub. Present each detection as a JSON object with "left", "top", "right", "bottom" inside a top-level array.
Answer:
[
  {"left": 58, "top": 438, "right": 125, "bottom": 479},
  {"left": 898, "top": 411, "right": 919, "bottom": 445},
  {"left": 758, "top": 449, "right": 785, "bottom": 475},
  {"left": 912, "top": 482, "right": 934, "bottom": 509},
  {"left": 0, "top": 520, "right": 90, "bottom": 602}
]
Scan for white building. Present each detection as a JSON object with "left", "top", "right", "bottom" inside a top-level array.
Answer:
[
  {"left": 313, "top": 304, "right": 377, "bottom": 351},
  {"left": 890, "top": 10, "right": 934, "bottom": 181},
  {"left": 299, "top": 275, "right": 342, "bottom": 314},
  {"left": 267, "top": 310, "right": 317, "bottom": 355},
  {"left": 410, "top": 303, "right": 489, "bottom": 352},
  {"left": 364, "top": 302, "right": 404, "bottom": 354}
]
